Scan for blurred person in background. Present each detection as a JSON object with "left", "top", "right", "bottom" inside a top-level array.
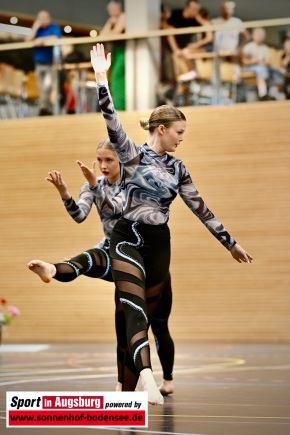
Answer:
[
  {"left": 26, "top": 10, "right": 62, "bottom": 116},
  {"left": 212, "top": 1, "right": 249, "bottom": 56},
  {"left": 99, "top": 1, "right": 126, "bottom": 110},
  {"left": 168, "top": 0, "right": 213, "bottom": 83},
  {"left": 242, "top": 27, "right": 285, "bottom": 101}
]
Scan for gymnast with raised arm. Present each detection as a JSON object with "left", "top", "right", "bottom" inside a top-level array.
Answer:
[
  {"left": 28, "top": 138, "right": 175, "bottom": 396},
  {"left": 90, "top": 43, "right": 253, "bottom": 405}
]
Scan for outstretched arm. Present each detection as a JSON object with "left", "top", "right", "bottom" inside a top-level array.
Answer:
[
  {"left": 46, "top": 170, "right": 94, "bottom": 223},
  {"left": 178, "top": 166, "right": 253, "bottom": 263},
  {"left": 90, "top": 43, "right": 140, "bottom": 164}
]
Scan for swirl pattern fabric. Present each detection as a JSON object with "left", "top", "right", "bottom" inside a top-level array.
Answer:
[
  {"left": 97, "top": 84, "right": 236, "bottom": 250},
  {"left": 63, "top": 176, "right": 122, "bottom": 245}
]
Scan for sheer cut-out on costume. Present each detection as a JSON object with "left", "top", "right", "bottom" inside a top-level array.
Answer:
[
  {"left": 119, "top": 280, "right": 166, "bottom": 391},
  {"left": 113, "top": 254, "right": 166, "bottom": 390},
  {"left": 53, "top": 248, "right": 111, "bottom": 282},
  {"left": 113, "top": 259, "right": 144, "bottom": 280}
]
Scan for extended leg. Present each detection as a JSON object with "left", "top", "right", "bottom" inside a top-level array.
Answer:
[{"left": 28, "top": 247, "right": 112, "bottom": 283}]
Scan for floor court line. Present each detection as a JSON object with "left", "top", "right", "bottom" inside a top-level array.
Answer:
[{"left": 1, "top": 343, "right": 289, "bottom": 435}]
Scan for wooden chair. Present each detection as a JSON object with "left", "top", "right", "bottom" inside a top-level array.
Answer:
[
  {"left": 172, "top": 51, "right": 240, "bottom": 105},
  {"left": 0, "top": 63, "right": 26, "bottom": 118},
  {"left": 269, "top": 47, "right": 283, "bottom": 69},
  {"left": 218, "top": 61, "right": 241, "bottom": 103},
  {"left": 172, "top": 52, "right": 215, "bottom": 105},
  {"left": 19, "top": 71, "right": 41, "bottom": 117},
  {"left": 24, "top": 71, "right": 40, "bottom": 101},
  {"left": 195, "top": 57, "right": 213, "bottom": 80}
]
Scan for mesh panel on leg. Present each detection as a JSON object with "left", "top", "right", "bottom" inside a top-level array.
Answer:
[
  {"left": 54, "top": 248, "right": 109, "bottom": 282},
  {"left": 113, "top": 259, "right": 144, "bottom": 280},
  {"left": 146, "top": 282, "right": 164, "bottom": 317},
  {"left": 140, "top": 343, "right": 151, "bottom": 369},
  {"left": 123, "top": 351, "right": 139, "bottom": 391},
  {"left": 112, "top": 258, "right": 150, "bottom": 373},
  {"left": 83, "top": 248, "right": 109, "bottom": 278},
  {"left": 54, "top": 261, "right": 83, "bottom": 282},
  {"left": 118, "top": 284, "right": 148, "bottom": 336},
  {"left": 130, "top": 330, "right": 151, "bottom": 372}
]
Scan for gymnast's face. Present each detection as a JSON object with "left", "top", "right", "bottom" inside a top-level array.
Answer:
[
  {"left": 96, "top": 148, "right": 120, "bottom": 184},
  {"left": 159, "top": 120, "right": 187, "bottom": 154}
]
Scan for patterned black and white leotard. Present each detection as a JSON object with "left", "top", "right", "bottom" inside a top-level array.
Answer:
[
  {"left": 63, "top": 176, "right": 122, "bottom": 247},
  {"left": 97, "top": 84, "right": 236, "bottom": 251}
]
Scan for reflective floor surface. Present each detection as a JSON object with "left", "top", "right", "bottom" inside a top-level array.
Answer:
[{"left": 0, "top": 342, "right": 289, "bottom": 435}]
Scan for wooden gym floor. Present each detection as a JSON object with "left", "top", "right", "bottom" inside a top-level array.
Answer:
[{"left": 0, "top": 341, "right": 289, "bottom": 435}]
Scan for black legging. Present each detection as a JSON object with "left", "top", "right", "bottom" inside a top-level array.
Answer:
[
  {"left": 116, "top": 272, "right": 174, "bottom": 390},
  {"left": 151, "top": 273, "right": 174, "bottom": 381},
  {"left": 53, "top": 246, "right": 112, "bottom": 282},
  {"left": 110, "top": 217, "right": 171, "bottom": 378},
  {"left": 51, "top": 236, "right": 173, "bottom": 389}
]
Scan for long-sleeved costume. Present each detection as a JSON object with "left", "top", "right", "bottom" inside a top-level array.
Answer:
[
  {"left": 63, "top": 177, "right": 122, "bottom": 248},
  {"left": 98, "top": 84, "right": 236, "bottom": 249},
  {"left": 52, "top": 177, "right": 121, "bottom": 282},
  {"left": 97, "top": 82, "right": 236, "bottom": 377},
  {"left": 52, "top": 174, "right": 174, "bottom": 387}
]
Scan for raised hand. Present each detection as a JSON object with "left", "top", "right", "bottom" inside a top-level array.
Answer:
[
  {"left": 76, "top": 160, "right": 98, "bottom": 188},
  {"left": 46, "top": 170, "right": 71, "bottom": 200},
  {"left": 230, "top": 243, "right": 253, "bottom": 264},
  {"left": 90, "top": 43, "right": 111, "bottom": 79}
]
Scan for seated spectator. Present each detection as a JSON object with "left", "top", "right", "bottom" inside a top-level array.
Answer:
[
  {"left": 25, "top": 10, "right": 62, "bottom": 116},
  {"left": 99, "top": 0, "right": 126, "bottom": 110},
  {"left": 212, "top": 1, "right": 249, "bottom": 56},
  {"left": 182, "top": 6, "right": 213, "bottom": 56},
  {"left": 167, "top": 0, "right": 213, "bottom": 82},
  {"left": 242, "top": 27, "right": 285, "bottom": 101}
]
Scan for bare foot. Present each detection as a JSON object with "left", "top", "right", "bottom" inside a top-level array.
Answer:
[
  {"left": 140, "top": 368, "right": 164, "bottom": 406},
  {"left": 159, "top": 379, "right": 174, "bottom": 395},
  {"left": 116, "top": 382, "right": 122, "bottom": 392},
  {"left": 28, "top": 260, "right": 56, "bottom": 283}
]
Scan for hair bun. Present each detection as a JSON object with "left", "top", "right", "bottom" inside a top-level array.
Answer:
[{"left": 139, "top": 118, "right": 150, "bottom": 130}]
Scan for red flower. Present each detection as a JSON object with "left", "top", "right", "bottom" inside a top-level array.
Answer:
[{"left": 1, "top": 298, "right": 7, "bottom": 305}]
